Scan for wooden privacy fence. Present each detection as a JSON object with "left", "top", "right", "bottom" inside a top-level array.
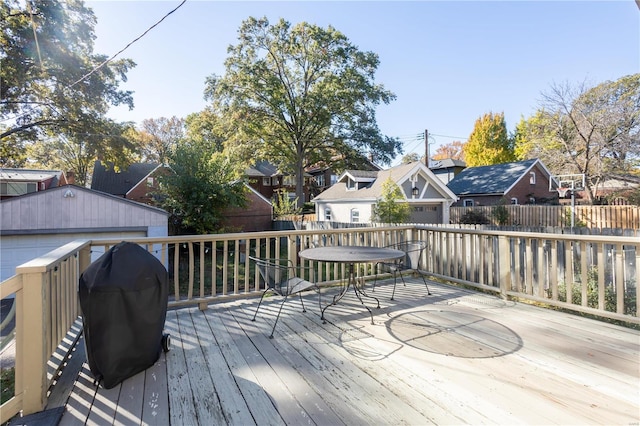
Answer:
[{"left": 450, "top": 205, "right": 640, "bottom": 229}]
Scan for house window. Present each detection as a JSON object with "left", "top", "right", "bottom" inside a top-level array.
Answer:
[
  {"left": 463, "top": 199, "right": 474, "bottom": 207},
  {"left": 147, "top": 177, "right": 154, "bottom": 186},
  {"left": 0, "top": 182, "right": 37, "bottom": 196},
  {"left": 315, "top": 174, "right": 325, "bottom": 187},
  {"left": 330, "top": 174, "right": 338, "bottom": 185},
  {"left": 346, "top": 178, "right": 356, "bottom": 190},
  {"left": 262, "top": 177, "right": 271, "bottom": 186},
  {"left": 271, "top": 177, "right": 279, "bottom": 186},
  {"left": 351, "top": 209, "right": 360, "bottom": 223},
  {"left": 511, "top": 198, "right": 518, "bottom": 205},
  {"left": 283, "top": 176, "right": 295, "bottom": 186},
  {"left": 529, "top": 172, "right": 536, "bottom": 184},
  {"left": 324, "top": 208, "right": 331, "bottom": 221}
]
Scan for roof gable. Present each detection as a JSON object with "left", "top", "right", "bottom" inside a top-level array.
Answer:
[
  {"left": 91, "top": 161, "right": 160, "bottom": 196},
  {"left": 446, "top": 159, "right": 540, "bottom": 196},
  {"left": 314, "top": 161, "right": 457, "bottom": 202}
]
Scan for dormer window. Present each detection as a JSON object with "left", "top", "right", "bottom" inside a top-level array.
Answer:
[{"left": 346, "top": 178, "right": 356, "bottom": 190}]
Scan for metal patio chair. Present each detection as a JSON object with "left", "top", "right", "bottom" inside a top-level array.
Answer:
[
  {"left": 249, "top": 256, "right": 319, "bottom": 338},
  {"left": 372, "top": 241, "right": 432, "bottom": 300}
]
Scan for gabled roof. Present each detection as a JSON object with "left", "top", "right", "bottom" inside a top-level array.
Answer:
[
  {"left": 446, "top": 159, "right": 541, "bottom": 196},
  {"left": 0, "top": 184, "right": 168, "bottom": 216},
  {"left": 0, "top": 168, "right": 66, "bottom": 186},
  {"left": 314, "top": 161, "right": 457, "bottom": 202},
  {"left": 339, "top": 170, "right": 378, "bottom": 182},
  {"left": 91, "top": 161, "right": 160, "bottom": 196},
  {"left": 245, "top": 161, "right": 279, "bottom": 178}
]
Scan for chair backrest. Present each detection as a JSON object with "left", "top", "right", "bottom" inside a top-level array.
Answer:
[
  {"left": 391, "top": 241, "right": 426, "bottom": 270},
  {"left": 249, "top": 256, "right": 291, "bottom": 293}
]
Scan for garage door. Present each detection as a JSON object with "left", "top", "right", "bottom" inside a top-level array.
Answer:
[
  {"left": 1, "top": 231, "right": 146, "bottom": 283},
  {"left": 410, "top": 204, "right": 442, "bottom": 224}
]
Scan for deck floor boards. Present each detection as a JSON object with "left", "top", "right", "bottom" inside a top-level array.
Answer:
[{"left": 49, "top": 278, "right": 639, "bottom": 425}]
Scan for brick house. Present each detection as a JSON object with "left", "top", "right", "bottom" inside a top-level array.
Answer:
[
  {"left": 446, "top": 159, "right": 556, "bottom": 206},
  {"left": 92, "top": 161, "right": 273, "bottom": 232},
  {"left": 219, "top": 185, "right": 273, "bottom": 232},
  {"left": 91, "top": 161, "right": 165, "bottom": 204}
]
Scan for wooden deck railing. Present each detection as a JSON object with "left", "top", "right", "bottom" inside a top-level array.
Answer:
[{"left": 1, "top": 225, "right": 638, "bottom": 422}]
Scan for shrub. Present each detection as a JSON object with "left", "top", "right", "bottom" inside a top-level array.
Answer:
[
  {"left": 492, "top": 205, "right": 509, "bottom": 225},
  {"left": 553, "top": 267, "right": 637, "bottom": 316},
  {"left": 460, "top": 210, "right": 490, "bottom": 224}
]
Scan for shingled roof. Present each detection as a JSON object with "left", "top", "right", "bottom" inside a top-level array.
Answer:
[
  {"left": 446, "top": 159, "right": 539, "bottom": 196},
  {"left": 91, "top": 161, "right": 160, "bottom": 196}
]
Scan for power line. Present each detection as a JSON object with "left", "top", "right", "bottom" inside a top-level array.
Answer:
[
  {"left": 69, "top": 0, "right": 187, "bottom": 88},
  {"left": 430, "top": 132, "right": 468, "bottom": 141}
]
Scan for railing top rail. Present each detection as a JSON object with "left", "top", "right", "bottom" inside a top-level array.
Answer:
[
  {"left": 416, "top": 225, "right": 640, "bottom": 244},
  {"left": 15, "top": 240, "right": 91, "bottom": 274},
  {"left": 87, "top": 225, "right": 416, "bottom": 246}
]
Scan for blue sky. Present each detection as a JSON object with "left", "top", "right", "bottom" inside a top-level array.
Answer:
[{"left": 86, "top": 1, "right": 639, "bottom": 165}]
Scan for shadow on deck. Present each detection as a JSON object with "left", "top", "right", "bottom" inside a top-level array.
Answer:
[{"left": 23, "top": 278, "right": 640, "bottom": 425}]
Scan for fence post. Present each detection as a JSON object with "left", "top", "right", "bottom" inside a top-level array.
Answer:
[{"left": 497, "top": 235, "right": 511, "bottom": 298}]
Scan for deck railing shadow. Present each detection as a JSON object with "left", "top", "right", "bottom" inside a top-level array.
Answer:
[{"left": 1, "top": 224, "right": 638, "bottom": 422}]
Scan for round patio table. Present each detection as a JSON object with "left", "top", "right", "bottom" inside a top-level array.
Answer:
[{"left": 299, "top": 246, "right": 404, "bottom": 324}]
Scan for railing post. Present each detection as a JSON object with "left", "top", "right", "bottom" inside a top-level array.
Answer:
[
  {"left": 18, "top": 268, "right": 47, "bottom": 415},
  {"left": 288, "top": 235, "right": 297, "bottom": 267},
  {"left": 497, "top": 235, "right": 511, "bottom": 299},
  {"left": 78, "top": 245, "right": 91, "bottom": 275}
]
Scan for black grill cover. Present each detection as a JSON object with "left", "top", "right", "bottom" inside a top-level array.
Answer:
[{"left": 79, "top": 241, "right": 168, "bottom": 389}]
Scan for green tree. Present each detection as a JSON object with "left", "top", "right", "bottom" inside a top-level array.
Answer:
[
  {"left": 0, "top": 0, "right": 135, "bottom": 170},
  {"left": 515, "top": 75, "right": 640, "bottom": 203},
  {"left": 371, "top": 178, "right": 410, "bottom": 224},
  {"left": 204, "top": 17, "right": 402, "bottom": 208},
  {"left": 272, "top": 188, "right": 302, "bottom": 217},
  {"left": 401, "top": 153, "right": 421, "bottom": 164},
  {"left": 26, "top": 120, "right": 137, "bottom": 186},
  {"left": 463, "top": 112, "right": 515, "bottom": 167},
  {"left": 184, "top": 108, "right": 226, "bottom": 153},
  {"left": 158, "top": 140, "right": 247, "bottom": 235},
  {"left": 137, "top": 116, "right": 185, "bottom": 164}
]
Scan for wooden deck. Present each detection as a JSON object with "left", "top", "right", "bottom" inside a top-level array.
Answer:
[{"left": 44, "top": 278, "right": 639, "bottom": 425}]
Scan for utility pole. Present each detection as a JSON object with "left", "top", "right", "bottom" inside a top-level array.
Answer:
[{"left": 424, "top": 129, "right": 430, "bottom": 168}]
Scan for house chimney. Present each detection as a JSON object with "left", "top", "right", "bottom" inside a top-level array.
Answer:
[{"left": 64, "top": 171, "right": 76, "bottom": 185}]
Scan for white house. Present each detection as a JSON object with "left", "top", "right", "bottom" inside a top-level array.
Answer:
[
  {"left": 0, "top": 185, "right": 168, "bottom": 282},
  {"left": 313, "top": 161, "right": 458, "bottom": 224}
]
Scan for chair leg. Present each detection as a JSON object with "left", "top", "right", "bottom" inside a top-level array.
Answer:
[
  {"left": 419, "top": 273, "right": 432, "bottom": 295},
  {"left": 269, "top": 294, "right": 289, "bottom": 339},
  {"left": 298, "top": 293, "right": 306, "bottom": 313},
  {"left": 391, "top": 272, "right": 403, "bottom": 301},
  {"left": 391, "top": 270, "right": 407, "bottom": 300},
  {"left": 252, "top": 289, "right": 270, "bottom": 322}
]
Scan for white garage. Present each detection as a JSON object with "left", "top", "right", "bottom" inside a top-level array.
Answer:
[{"left": 0, "top": 185, "right": 168, "bottom": 282}]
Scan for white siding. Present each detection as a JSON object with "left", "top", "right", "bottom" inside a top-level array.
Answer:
[{"left": 316, "top": 201, "right": 373, "bottom": 223}]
